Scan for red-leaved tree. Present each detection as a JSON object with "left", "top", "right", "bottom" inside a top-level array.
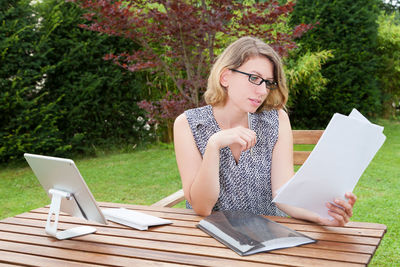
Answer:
[{"left": 70, "top": 0, "right": 313, "bottom": 141}]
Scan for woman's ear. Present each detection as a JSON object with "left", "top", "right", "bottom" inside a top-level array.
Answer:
[{"left": 220, "top": 68, "right": 230, "bottom": 88}]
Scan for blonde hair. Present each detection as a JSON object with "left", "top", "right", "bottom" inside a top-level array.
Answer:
[{"left": 204, "top": 36, "right": 288, "bottom": 111}]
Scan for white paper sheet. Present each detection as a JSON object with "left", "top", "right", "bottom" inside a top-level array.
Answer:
[{"left": 272, "top": 109, "right": 386, "bottom": 219}]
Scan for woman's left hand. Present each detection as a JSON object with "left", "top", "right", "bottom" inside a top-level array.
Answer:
[{"left": 317, "top": 192, "right": 357, "bottom": 226}]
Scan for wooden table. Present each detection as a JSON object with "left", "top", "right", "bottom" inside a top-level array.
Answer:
[{"left": 0, "top": 202, "right": 386, "bottom": 266}]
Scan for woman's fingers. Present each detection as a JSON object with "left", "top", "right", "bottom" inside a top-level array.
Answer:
[
  {"left": 333, "top": 199, "right": 353, "bottom": 217},
  {"left": 211, "top": 126, "right": 257, "bottom": 151},
  {"left": 321, "top": 193, "right": 358, "bottom": 226},
  {"left": 227, "top": 127, "right": 256, "bottom": 151},
  {"left": 333, "top": 192, "right": 357, "bottom": 218},
  {"left": 326, "top": 202, "right": 348, "bottom": 222},
  {"left": 327, "top": 210, "right": 347, "bottom": 225},
  {"left": 240, "top": 129, "right": 256, "bottom": 150},
  {"left": 318, "top": 212, "right": 346, "bottom": 227},
  {"left": 235, "top": 137, "right": 247, "bottom": 151},
  {"left": 345, "top": 192, "right": 357, "bottom": 206}
]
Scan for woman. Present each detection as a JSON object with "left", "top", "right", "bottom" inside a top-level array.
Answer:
[{"left": 173, "top": 36, "right": 356, "bottom": 226}]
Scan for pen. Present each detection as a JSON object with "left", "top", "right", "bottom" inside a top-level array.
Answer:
[{"left": 248, "top": 112, "right": 253, "bottom": 156}]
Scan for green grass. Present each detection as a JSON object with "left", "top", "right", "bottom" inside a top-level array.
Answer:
[
  {"left": 0, "top": 119, "right": 399, "bottom": 265},
  {"left": 352, "top": 118, "right": 400, "bottom": 266},
  {"left": 0, "top": 143, "right": 183, "bottom": 220}
]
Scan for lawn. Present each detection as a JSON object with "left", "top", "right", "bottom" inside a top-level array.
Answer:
[{"left": 0, "top": 119, "right": 398, "bottom": 266}]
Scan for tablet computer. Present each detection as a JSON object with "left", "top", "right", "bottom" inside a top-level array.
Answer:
[{"left": 24, "top": 153, "right": 107, "bottom": 225}]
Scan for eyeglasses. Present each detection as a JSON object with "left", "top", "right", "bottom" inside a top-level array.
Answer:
[{"left": 230, "top": 69, "right": 278, "bottom": 90}]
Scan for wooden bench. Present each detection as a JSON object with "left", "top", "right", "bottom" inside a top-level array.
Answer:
[{"left": 152, "top": 129, "right": 324, "bottom": 208}]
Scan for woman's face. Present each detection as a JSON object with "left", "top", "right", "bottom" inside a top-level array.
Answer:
[{"left": 220, "top": 55, "right": 274, "bottom": 113}]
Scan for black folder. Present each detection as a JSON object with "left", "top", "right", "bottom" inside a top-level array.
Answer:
[{"left": 197, "top": 210, "right": 316, "bottom": 256}]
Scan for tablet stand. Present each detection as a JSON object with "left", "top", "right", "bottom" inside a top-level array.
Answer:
[{"left": 46, "top": 188, "right": 97, "bottom": 240}]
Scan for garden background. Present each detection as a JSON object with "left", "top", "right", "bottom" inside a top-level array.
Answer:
[{"left": 1, "top": 0, "right": 399, "bottom": 265}]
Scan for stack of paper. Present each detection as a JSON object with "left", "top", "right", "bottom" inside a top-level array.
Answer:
[
  {"left": 102, "top": 208, "right": 172, "bottom": 230},
  {"left": 273, "top": 109, "right": 386, "bottom": 219}
]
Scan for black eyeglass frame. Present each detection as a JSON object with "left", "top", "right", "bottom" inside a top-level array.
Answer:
[{"left": 229, "top": 69, "right": 278, "bottom": 90}]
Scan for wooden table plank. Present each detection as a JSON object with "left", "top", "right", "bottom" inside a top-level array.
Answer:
[
  {"left": 11, "top": 212, "right": 385, "bottom": 246},
  {"left": 0, "top": 203, "right": 385, "bottom": 267},
  {"left": 95, "top": 203, "right": 385, "bottom": 231},
  {"left": 12, "top": 213, "right": 383, "bottom": 247},
  {"left": 1, "top": 217, "right": 378, "bottom": 255},
  {"left": 27, "top": 207, "right": 386, "bottom": 239},
  {"left": 0, "top": 231, "right": 277, "bottom": 267},
  {"left": 0, "top": 262, "right": 21, "bottom": 267},
  {"left": 10, "top": 209, "right": 385, "bottom": 251},
  {"left": 0, "top": 239, "right": 177, "bottom": 267},
  {"left": 0, "top": 222, "right": 367, "bottom": 266},
  {"left": 38, "top": 205, "right": 386, "bottom": 233},
  {"left": 0, "top": 249, "right": 107, "bottom": 267}
]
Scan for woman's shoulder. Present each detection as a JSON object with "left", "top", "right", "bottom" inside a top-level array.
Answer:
[
  {"left": 276, "top": 108, "right": 288, "bottom": 118},
  {"left": 176, "top": 105, "right": 210, "bottom": 121},
  {"left": 174, "top": 112, "right": 188, "bottom": 127},
  {"left": 175, "top": 105, "right": 214, "bottom": 132},
  {"left": 253, "top": 109, "right": 290, "bottom": 132},
  {"left": 258, "top": 108, "right": 288, "bottom": 120},
  {"left": 184, "top": 105, "right": 213, "bottom": 125},
  {"left": 184, "top": 105, "right": 212, "bottom": 117},
  {"left": 255, "top": 108, "right": 278, "bottom": 122}
]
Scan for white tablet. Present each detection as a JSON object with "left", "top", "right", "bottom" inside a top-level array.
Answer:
[{"left": 24, "top": 153, "right": 107, "bottom": 225}]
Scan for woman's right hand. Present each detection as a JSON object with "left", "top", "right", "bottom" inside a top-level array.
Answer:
[
  {"left": 208, "top": 126, "right": 257, "bottom": 152},
  {"left": 174, "top": 115, "right": 257, "bottom": 216}
]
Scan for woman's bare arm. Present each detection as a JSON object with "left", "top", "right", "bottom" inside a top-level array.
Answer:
[
  {"left": 174, "top": 113, "right": 256, "bottom": 216},
  {"left": 174, "top": 114, "right": 220, "bottom": 216}
]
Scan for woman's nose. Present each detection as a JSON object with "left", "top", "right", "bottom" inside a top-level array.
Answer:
[{"left": 256, "top": 84, "right": 268, "bottom": 95}]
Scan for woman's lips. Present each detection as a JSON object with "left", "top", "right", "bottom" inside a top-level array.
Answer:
[{"left": 249, "top": 98, "right": 262, "bottom": 107}]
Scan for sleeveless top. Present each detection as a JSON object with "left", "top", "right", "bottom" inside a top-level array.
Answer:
[{"left": 184, "top": 105, "right": 286, "bottom": 216}]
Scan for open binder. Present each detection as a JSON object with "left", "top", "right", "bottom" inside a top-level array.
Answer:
[{"left": 197, "top": 210, "right": 316, "bottom": 256}]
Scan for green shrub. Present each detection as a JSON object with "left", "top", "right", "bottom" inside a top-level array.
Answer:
[
  {"left": 0, "top": 0, "right": 69, "bottom": 162},
  {"left": 0, "top": 0, "right": 151, "bottom": 163},
  {"left": 376, "top": 11, "right": 400, "bottom": 118},
  {"left": 37, "top": 0, "right": 152, "bottom": 150},
  {"left": 290, "top": 0, "right": 382, "bottom": 128},
  {"left": 285, "top": 49, "right": 333, "bottom": 108}
]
